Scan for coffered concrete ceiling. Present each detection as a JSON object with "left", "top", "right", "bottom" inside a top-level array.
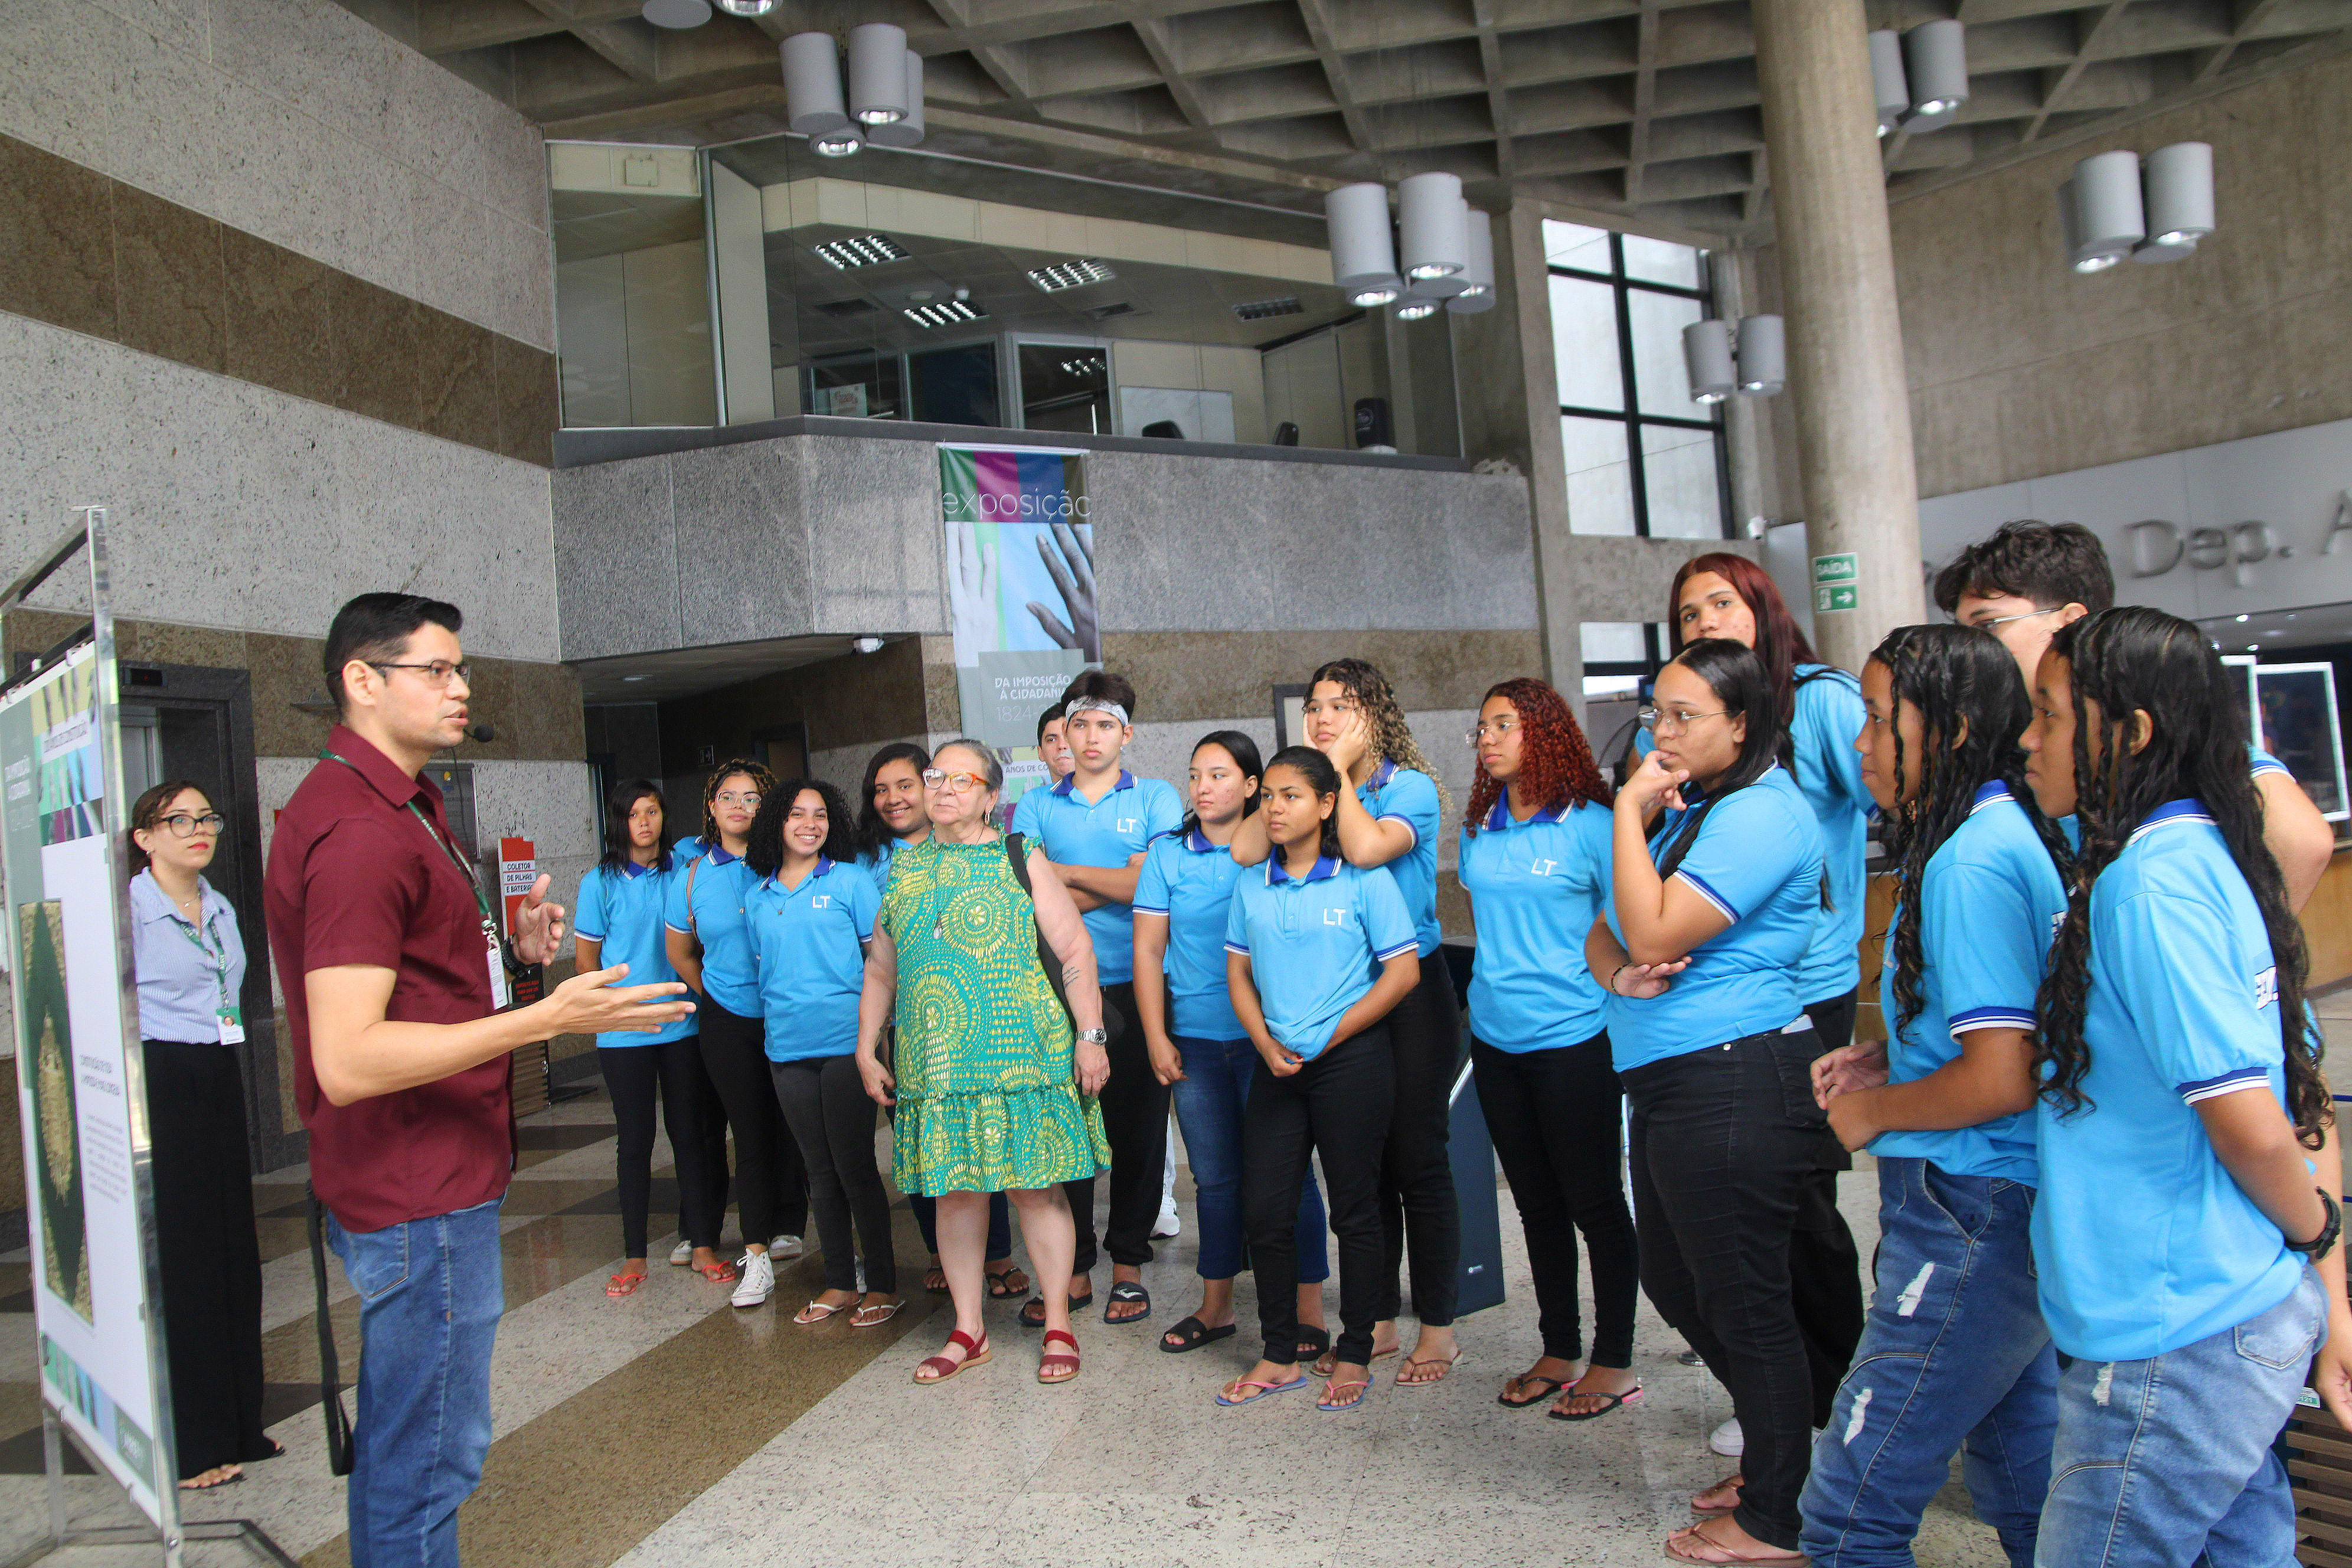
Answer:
[{"left": 350, "top": 0, "right": 2352, "bottom": 237}]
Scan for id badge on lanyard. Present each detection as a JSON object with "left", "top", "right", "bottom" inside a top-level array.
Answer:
[{"left": 177, "top": 909, "right": 245, "bottom": 1043}]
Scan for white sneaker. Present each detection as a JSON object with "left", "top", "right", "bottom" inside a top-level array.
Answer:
[
  {"left": 1152, "top": 1203, "right": 1181, "bottom": 1240},
  {"left": 769, "top": 1234, "right": 805, "bottom": 1260},
  {"left": 731, "top": 1251, "right": 775, "bottom": 1308},
  {"left": 668, "top": 1240, "right": 693, "bottom": 1266},
  {"left": 1709, "top": 1417, "right": 1745, "bottom": 1457},
  {"left": 854, "top": 1260, "right": 867, "bottom": 1295}
]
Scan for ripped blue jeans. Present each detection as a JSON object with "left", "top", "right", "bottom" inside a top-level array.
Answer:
[{"left": 1799, "top": 1158, "right": 2056, "bottom": 1568}]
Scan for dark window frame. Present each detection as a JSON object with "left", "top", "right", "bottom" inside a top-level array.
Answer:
[{"left": 1551, "top": 233, "right": 1733, "bottom": 541}]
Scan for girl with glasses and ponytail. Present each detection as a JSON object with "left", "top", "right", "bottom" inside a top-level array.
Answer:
[
  {"left": 2020, "top": 606, "right": 2352, "bottom": 1565},
  {"left": 1795, "top": 626, "right": 2070, "bottom": 1568},
  {"left": 1587, "top": 638, "right": 1827, "bottom": 1566}
]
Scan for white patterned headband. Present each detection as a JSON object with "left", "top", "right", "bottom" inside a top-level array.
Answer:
[{"left": 1063, "top": 698, "right": 1130, "bottom": 727}]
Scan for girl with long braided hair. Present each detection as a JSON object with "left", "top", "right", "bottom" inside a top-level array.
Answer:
[
  {"left": 1459, "top": 678, "right": 1642, "bottom": 1423},
  {"left": 1795, "top": 625, "right": 2069, "bottom": 1568},
  {"left": 2020, "top": 606, "right": 2352, "bottom": 1564}
]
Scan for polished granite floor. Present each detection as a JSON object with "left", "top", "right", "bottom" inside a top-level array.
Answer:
[{"left": 0, "top": 1077, "right": 2031, "bottom": 1568}]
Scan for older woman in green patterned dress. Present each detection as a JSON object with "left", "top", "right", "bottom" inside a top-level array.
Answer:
[{"left": 857, "top": 738, "right": 1111, "bottom": 1386}]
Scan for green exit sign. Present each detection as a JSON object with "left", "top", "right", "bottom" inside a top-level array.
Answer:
[{"left": 1813, "top": 551, "right": 1858, "bottom": 613}]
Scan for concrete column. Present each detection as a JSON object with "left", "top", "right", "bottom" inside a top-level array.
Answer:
[{"left": 1753, "top": 0, "right": 1925, "bottom": 670}]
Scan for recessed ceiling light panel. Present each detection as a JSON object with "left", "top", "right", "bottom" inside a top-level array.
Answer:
[
  {"left": 812, "top": 233, "right": 910, "bottom": 269},
  {"left": 903, "top": 299, "right": 986, "bottom": 328},
  {"left": 1027, "top": 258, "right": 1116, "bottom": 292}
]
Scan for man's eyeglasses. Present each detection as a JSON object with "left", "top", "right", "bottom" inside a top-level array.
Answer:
[
  {"left": 1969, "top": 606, "right": 2063, "bottom": 632},
  {"left": 154, "top": 812, "right": 225, "bottom": 838},
  {"left": 370, "top": 660, "right": 470, "bottom": 688},
  {"left": 922, "top": 769, "right": 986, "bottom": 792}
]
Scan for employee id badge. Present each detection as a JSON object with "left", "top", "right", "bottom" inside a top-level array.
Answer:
[
  {"left": 216, "top": 1005, "right": 246, "bottom": 1046},
  {"left": 486, "top": 938, "right": 512, "bottom": 1011}
]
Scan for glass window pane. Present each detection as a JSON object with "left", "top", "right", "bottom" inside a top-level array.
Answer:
[
  {"left": 1627, "top": 288, "right": 1706, "bottom": 417},
  {"left": 1019, "top": 344, "right": 1110, "bottom": 434},
  {"left": 1581, "top": 622, "right": 1648, "bottom": 664},
  {"left": 1550, "top": 275, "right": 1623, "bottom": 413},
  {"left": 909, "top": 341, "right": 1000, "bottom": 428},
  {"left": 1641, "top": 424, "right": 1725, "bottom": 540},
  {"left": 1623, "top": 234, "right": 1703, "bottom": 289},
  {"left": 1543, "top": 220, "right": 1613, "bottom": 274},
  {"left": 1562, "top": 415, "right": 1635, "bottom": 536},
  {"left": 1583, "top": 674, "right": 1643, "bottom": 697}
]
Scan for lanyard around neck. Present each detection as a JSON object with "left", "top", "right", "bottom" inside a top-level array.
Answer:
[
  {"left": 162, "top": 888, "right": 231, "bottom": 1005},
  {"left": 318, "top": 750, "right": 496, "bottom": 929}
]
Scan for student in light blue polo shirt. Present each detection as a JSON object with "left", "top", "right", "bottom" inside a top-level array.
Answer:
[
  {"left": 1010, "top": 671, "right": 1182, "bottom": 1327},
  {"left": 2019, "top": 606, "right": 2352, "bottom": 1567},
  {"left": 1133, "top": 731, "right": 1331, "bottom": 1361},
  {"left": 1457, "top": 678, "right": 1639, "bottom": 1423},
  {"left": 576, "top": 779, "right": 725, "bottom": 1294},
  {"left": 1586, "top": 639, "right": 1827, "bottom": 1563},
  {"left": 665, "top": 759, "right": 807, "bottom": 1307},
  {"left": 744, "top": 779, "right": 901, "bottom": 1331},
  {"left": 1795, "top": 626, "right": 2072, "bottom": 1568},
  {"left": 1214, "top": 746, "right": 1419, "bottom": 1415}
]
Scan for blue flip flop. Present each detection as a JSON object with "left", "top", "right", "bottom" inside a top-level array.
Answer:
[
  {"left": 1216, "top": 1373, "right": 1309, "bottom": 1407},
  {"left": 1318, "top": 1370, "right": 1378, "bottom": 1413}
]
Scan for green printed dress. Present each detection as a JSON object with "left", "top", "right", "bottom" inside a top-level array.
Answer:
[{"left": 883, "top": 835, "right": 1110, "bottom": 1195}]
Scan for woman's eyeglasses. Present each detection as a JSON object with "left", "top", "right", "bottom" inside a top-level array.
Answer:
[
  {"left": 153, "top": 812, "right": 225, "bottom": 838},
  {"left": 1638, "top": 707, "right": 1729, "bottom": 735},
  {"left": 922, "top": 769, "right": 986, "bottom": 792},
  {"left": 1464, "top": 717, "right": 1518, "bottom": 745},
  {"left": 713, "top": 790, "right": 761, "bottom": 809}
]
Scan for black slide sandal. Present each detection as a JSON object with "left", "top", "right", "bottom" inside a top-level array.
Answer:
[
  {"left": 1020, "top": 1291, "right": 1095, "bottom": 1328},
  {"left": 1103, "top": 1280, "right": 1152, "bottom": 1325},
  {"left": 1294, "top": 1325, "right": 1329, "bottom": 1364},
  {"left": 1159, "top": 1315, "right": 1237, "bottom": 1354}
]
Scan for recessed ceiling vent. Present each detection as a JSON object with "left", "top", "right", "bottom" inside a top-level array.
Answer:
[
  {"left": 814, "top": 296, "right": 878, "bottom": 317},
  {"left": 1233, "top": 296, "right": 1304, "bottom": 321},
  {"left": 1085, "top": 300, "right": 1139, "bottom": 321}
]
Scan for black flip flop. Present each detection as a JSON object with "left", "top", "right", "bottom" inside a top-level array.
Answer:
[
  {"left": 1018, "top": 1291, "right": 1094, "bottom": 1328},
  {"left": 1103, "top": 1279, "right": 1151, "bottom": 1325},
  {"left": 1499, "top": 1374, "right": 1570, "bottom": 1409},
  {"left": 1159, "top": 1315, "right": 1238, "bottom": 1354},
  {"left": 985, "top": 1266, "right": 1030, "bottom": 1299},
  {"left": 1548, "top": 1384, "right": 1644, "bottom": 1422},
  {"left": 1295, "top": 1325, "right": 1330, "bottom": 1364}
]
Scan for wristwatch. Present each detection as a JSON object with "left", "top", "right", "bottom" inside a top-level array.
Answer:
[
  {"left": 1075, "top": 1028, "right": 1109, "bottom": 1045},
  {"left": 2286, "top": 1187, "right": 2341, "bottom": 1260}
]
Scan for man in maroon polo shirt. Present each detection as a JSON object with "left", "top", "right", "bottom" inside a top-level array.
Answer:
[{"left": 265, "top": 593, "right": 690, "bottom": 1568}]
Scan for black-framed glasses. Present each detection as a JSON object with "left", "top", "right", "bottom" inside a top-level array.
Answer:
[
  {"left": 156, "top": 812, "right": 225, "bottom": 838},
  {"left": 370, "top": 659, "right": 471, "bottom": 688}
]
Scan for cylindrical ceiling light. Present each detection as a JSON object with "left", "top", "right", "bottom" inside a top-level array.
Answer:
[
  {"left": 2142, "top": 141, "right": 2215, "bottom": 247},
  {"left": 1447, "top": 210, "right": 1496, "bottom": 314},
  {"left": 783, "top": 32, "right": 850, "bottom": 135},
  {"left": 848, "top": 23, "right": 909, "bottom": 125},
  {"left": 714, "top": 0, "right": 775, "bottom": 14},
  {"left": 1415, "top": 197, "right": 1475, "bottom": 298},
  {"left": 867, "top": 50, "right": 926, "bottom": 146},
  {"left": 1326, "top": 182, "right": 1402, "bottom": 307},
  {"left": 1736, "top": 314, "right": 1785, "bottom": 395},
  {"left": 1903, "top": 19, "right": 1968, "bottom": 123},
  {"left": 1397, "top": 171, "right": 1467, "bottom": 279},
  {"left": 642, "top": 0, "right": 711, "bottom": 26},
  {"left": 1396, "top": 298, "right": 1440, "bottom": 321},
  {"left": 2070, "top": 149, "right": 2144, "bottom": 273},
  {"left": 1868, "top": 31, "right": 1909, "bottom": 138},
  {"left": 811, "top": 125, "right": 864, "bottom": 157},
  {"left": 1683, "top": 319, "right": 1734, "bottom": 404}
]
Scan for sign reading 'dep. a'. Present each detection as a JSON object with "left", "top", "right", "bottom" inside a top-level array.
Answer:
[
  {"left": 939, "top": 443, "right": 1103, "bottom": 823},
  {"left": 2, "top": 643, "right": 168, "bottom": 1525},
  {"left": 1813, "top": 551, "right": 1860, "bottom": 615}
]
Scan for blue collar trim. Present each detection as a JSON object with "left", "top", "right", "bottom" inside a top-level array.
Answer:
[
  {"left": 1483, "top": 795, "right": 1570, "bottom": 831},
  {"left": 1186, "top": 828, "right": 1217, "bottom": 852},
  {"left": 1050, "top": 768, "right": 1136, "bottom": 799},
  {"left": 703, "top": 844, "right": 740, "bottom": 866},
  {"left": 761, "top": 856, "right": 836, "bottom": 893},
  {"left": 1969, "top": 781, "right": 2014, "bottom": 814},
  {"left": 1267, "top": 853, "right": 1341, "bottom": 886},
  {"left": 2129, "top": 798, "right": 2216, "bottom": 843},
  {"left": 1366, "top": 758, "right": 1399, "bottom": 792}
]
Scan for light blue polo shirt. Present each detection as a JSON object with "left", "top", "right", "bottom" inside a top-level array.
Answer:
[
  {"left": 1869, "top": 782, "right": 2065, "bottom": 1184},
  {"left": 1458, "top": 795, "right": 1613, "bottom": 1054},
  {"left": 855, "top": 833, "right": 923, "bottom": 895},
  {"left": 744, "top": 857, "right": 880, "bottom": 1061},
  {"left": 1223, "top": 856, "right": 1417, "bottom": 1060},
  {"left": 662, "top": 844, "right": 761, "bottom": 1017},
  {"left": 1358, "top": 760, "right": 1443, "bottom": 957},
  {"left": 1133, "top": 828, "right": 1247, "bottom": 1041},
  {"left": 1603, "top": 763, "right": 1823, "bottom": 1070},
  {"left": 573, "top": 855, "right": 695, "bottom": 1048},
  {"left": 2033, "top": 799, "right": 2307, "bottom": 1362},
  {"left": 1011, "top": 767, "right": 1183, "bottom": 985},
  {"left": 1792, "top": 665, "right": 1871, "bottom": 1004}
]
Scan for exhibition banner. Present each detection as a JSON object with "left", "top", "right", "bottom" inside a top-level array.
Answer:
[
  {"left": 937, "top": 443, "right": 1102, "bottom": 819},
  {"left": 4, "top": 639, "right": 168, "bottom": 1524}
]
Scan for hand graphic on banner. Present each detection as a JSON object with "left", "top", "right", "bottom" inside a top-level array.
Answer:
[
  {"left": 948, "top": 527, "right": 999, "bottom": 664},
  {"left": 1025, "top": 519, "right": 1099, "bottom": 662}
]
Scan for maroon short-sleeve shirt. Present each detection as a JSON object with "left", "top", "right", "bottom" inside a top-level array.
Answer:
[{"left": 263, "top": 724, "right": 513, "bottom": 1232}]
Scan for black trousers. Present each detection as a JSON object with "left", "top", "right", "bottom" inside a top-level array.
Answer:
[
  {"left": 1795, "top": 987, "right": 1867, "bottom": 1428},
  {"left": 1472, "top": 1030, "right": 1639, "bottom": 1367},
  {"left": 1059, "top": 982, "right": 1165, "bottom": 1273},
  {"left": 1625, "top": 1026, "right": 1829, "bottom": 1554},
  {"left": 143, "top": 1040, "right": 272, "bottom": 1477},
  {"left": 770, "top": 1054, "right": 897, "bottom": 1295},
  {"left": 1376, "top": 952, "right": 1462, "bottom": 1327},
  {"left": 597, "top": 1035, "right": 721, "bottom": 1257},
  {"left": 695, "top": 997, "right": 806, "bottom": 1246},
  {"left": 1242, "top": 1025, "right": 1394, "bottom": 1367}
]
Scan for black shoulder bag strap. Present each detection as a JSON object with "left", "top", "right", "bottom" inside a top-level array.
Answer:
[
  {"left": 305, "top": 1184, "right": 354, "bottom": 1475},
  {"left": 1005, "top": 832, "right": 1123, "bottom": 1047}
]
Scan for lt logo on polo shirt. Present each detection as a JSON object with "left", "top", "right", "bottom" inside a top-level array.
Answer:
[
  {"left": 1531, "top": 858, "right": 1558, "bottom": 877},
  {"left": 2255, "top": 965, "right": 2278, "bottom": 1009},
  {"left": 811, "top": 894, "right": 833, "bottom": 910},
  {"left": 1322, "top": 907, "right": 1353, "bottom": 927}
]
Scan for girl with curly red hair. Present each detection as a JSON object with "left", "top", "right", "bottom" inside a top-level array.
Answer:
[{"left": 1460, "top": 678, "right": 1641, "bottom": 1422}]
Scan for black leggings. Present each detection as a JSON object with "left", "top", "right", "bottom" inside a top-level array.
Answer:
[
  {"left": 1376, "top": 951, "right": 1463, "bottom": 1327},
  {"left": 696, "top": 997, "right": 806, "bottom": 1246},
  {"left": 1472, "top": 1030, "right": 1638, "bottom": 1367},
  {"left": 1243, "top": 1024, "right": 1395, "bottom": 1367},
  {"left": 1794, "top": 987, "right": 1866, "bottom": 1427},
  {"left": 769, "top": 1054, "right": 897, "bottom": 1295},
  {"left": 597, "top": 1035, "right": 723, "bottom": 1257},
  {"left": 1059, "top": 982, "right": 1165, "bottom": 1273}
]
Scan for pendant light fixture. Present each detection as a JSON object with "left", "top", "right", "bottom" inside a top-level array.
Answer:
[
  {"left": 641, "top": 0, "right": 711, "bottom": 26},
  {"left": 1735, "top": 315, "right": 1785, "bottom": 396},
  {"left": 1868, "top": 31, "right": 1909, "bottom": 138},
  {"left": 1682, "top": 321, "right": 1734, "bottom": 403},
  {"left": 1902, "top": 19, "right": 1969, "bottom": 123},
  {"left": 2062, "top": 141, "right": 2216, "bottom": 273},
  {"left": 783, "top": 29, "right": 925, "bottom": 153},
  {"left": 714, "top": 0, "right": 775, "bottom": 14},
  {"left": 2069, "top": 149, "right": 2145, "bottom": 273},
  {"left": 848, "top": 24, "right": 910, "bottom": 125},
  {"left": 1326, "top": 183, "right": 1402, "bottom": 307},
  {"left": 868, "top": 50, "right": 926, "bottom": 146},
  {"left": 783, "top": 32, "right": 851, "bottom": 135},
  {"left": 1446, "top": 210, "right": 1496, "bottom": 315},
  {"left": 1397, "top": 171, "right": 1467, "bottom": 280},
  {"left": 2142, "top": 141, "right": 2214, "bottom": 250}
]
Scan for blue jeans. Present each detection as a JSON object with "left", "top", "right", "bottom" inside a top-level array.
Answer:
[
  {"left": 328, "top": 1197, "right": 505, "bottom": 1568},
  {"left": 1170, "top": 1035, "right": 1327, "bottom": 1283},
  {"left": 1799, "top": 1159, "right": 2056, "bottom": 1568},
  {"left": 2036, "top": 1266, "right": 2325, "bottom": 1568}
]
